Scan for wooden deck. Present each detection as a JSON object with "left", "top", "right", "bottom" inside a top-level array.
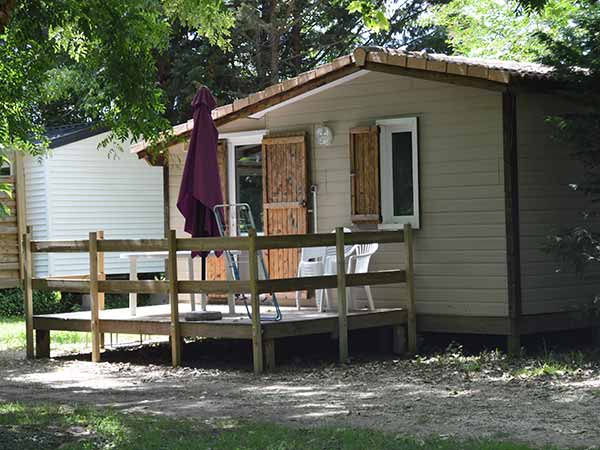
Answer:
[{"left": 33, "top": 304, "right": 408, "bottom": 368}]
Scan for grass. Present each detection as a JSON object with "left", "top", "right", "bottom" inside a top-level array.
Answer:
[
  {"left": 0, "top": 402, "right": 566, "bottom": 450},
  {"left": 0, "top": 316, "right": 149, "bottom": 352},
  {"left": 0, "top": 316, "right": 90, "bottom": 351}
]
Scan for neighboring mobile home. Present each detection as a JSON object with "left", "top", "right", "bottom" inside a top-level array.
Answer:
[
  {"left": 132, "top": 46, "right": 599, "bottom": 350},
  {"left": 21, "top": 124, "right": 165, "bottom": 278}
]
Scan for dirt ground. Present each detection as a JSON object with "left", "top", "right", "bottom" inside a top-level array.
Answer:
[{"left": 1, "top": 339, "right": 600, "bottom": 449}]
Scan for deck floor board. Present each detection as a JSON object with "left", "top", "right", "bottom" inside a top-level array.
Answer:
[{"left": 33, "top": 304, "right": 407, "bottom": 340}]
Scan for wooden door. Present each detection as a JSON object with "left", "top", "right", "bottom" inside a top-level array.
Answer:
[
  {"left": 262, "top": 134, "right": 309, "bottom": 290},
  {"left": 206, "top": 140, "right": 228, "bottom": 291}
]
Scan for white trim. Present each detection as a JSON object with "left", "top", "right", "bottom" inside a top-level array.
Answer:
[
  {"left": 218, "top": 129, "right": 267, "bottom": 145},
  {"left": 221, "top": 129, "right": 267, "bottom": 236},
  {"left": 248, "top": 70, "right": 369, "bottom": 119},
  {"left": 376, "top": 117, "right": 420, "bottom": 229}
]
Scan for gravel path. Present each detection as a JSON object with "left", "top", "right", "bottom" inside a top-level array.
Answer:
[{"left": 1, "top": 344, "right": 599, "bottom": 449}]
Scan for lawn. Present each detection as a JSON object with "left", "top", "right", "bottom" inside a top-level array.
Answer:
[
  {"left": 0, "top": 316, "right": 90, "bottom": 351},
  {"left": 0, "top": 402, "right": 562, "bottom": 450},
  {"left": 0, "top": 316, "right": 150, "bottom": 352}
]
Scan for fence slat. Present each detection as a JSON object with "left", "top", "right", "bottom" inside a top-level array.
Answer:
[
  {"left": 404, "top": 223, "right": 417, "bottom": 354},
  {"left": 248, "top": 228, "right": 263, "bottom": 375},
  {"left": 336, "top": 227, "right": 349, "bottom": 363},
  {"left": 23, "top": 228, "right": 34, "bottom": 359},
  {"left": 89, "top": 232, "right": 101, "bottom": 363},
  {"left": 168, "top": 230, "right": 181, "bottom": 367}
]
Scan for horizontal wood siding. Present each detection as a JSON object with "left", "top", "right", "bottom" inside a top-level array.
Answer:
[
  {"left": 265, "top": 71, "right": 508, "bottom": 316},
  {"left": 517, "top": 94, "right": 600, "bottom": 315},
  {"left": 27, "top": 133, "right": 164, "bottom": 277}
]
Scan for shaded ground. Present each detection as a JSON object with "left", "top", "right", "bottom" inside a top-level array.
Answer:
[{"left": 1, "top": 337, "right": 599, "bottom": 449}]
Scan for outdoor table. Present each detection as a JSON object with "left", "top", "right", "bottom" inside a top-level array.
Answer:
[{"left": 119, "top": 251, "right": 238, "bottom": 316}]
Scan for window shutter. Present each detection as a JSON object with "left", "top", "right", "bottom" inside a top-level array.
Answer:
[{"left": 350, "top": 126, "right": 380, "bottom": 223}]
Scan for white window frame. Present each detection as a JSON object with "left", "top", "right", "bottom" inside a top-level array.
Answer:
[
  {"left": 376, "top": 117, "right": 420, "bottom": 229},
  {"left": 218, "top": 130, "right": 268, "bottom": 236}
]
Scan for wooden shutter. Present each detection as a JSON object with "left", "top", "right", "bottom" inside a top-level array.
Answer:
[
  {"left": 350, "top": 126, "right": 380, "bottom": 223},
  {"left": 206, "top": 140, "right": 228, "bottom": 287}
]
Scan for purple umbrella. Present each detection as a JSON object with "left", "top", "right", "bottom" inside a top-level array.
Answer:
[{"left": 177, "top": 86, "right": 224, "bottom": 265}]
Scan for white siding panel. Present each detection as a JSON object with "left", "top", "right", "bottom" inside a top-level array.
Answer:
[
  {"left": 42, "top": 133, "right": 164, "bottom": 276},
  {"left": 24, "top": 156, "right": 49, "bottom": 276}
]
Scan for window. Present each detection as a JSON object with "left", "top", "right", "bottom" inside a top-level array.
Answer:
[
  {"left": 377, "top": 117, "right": 419, "bottom": 229},
  {"left": 235, "top": 144, "right": 263, "bottom": 232}
]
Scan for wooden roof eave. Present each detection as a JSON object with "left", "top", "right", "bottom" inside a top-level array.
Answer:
[{"left": 137, "top": 63, "right": 361, "bottom": 166}]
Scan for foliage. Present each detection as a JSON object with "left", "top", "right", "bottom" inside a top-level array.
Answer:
[
  {"left": 537, "top": 1, "right": 600, "bottom": 283},
  {"left": 0, "top": 402, "right": 561, "bottom": 450},
  {"left": 159, "top": 0, "right": 450, "bottom": 126},
  {"left": 423, "top": 0, "right": 580, "bottom": 60},
  {"left": 0, "top": 288, "right": 80, "bottom": 317},
  {"left": 0, "top": 0, "right": 234, "bottom": 157}
]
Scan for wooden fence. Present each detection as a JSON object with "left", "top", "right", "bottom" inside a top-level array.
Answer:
[{"left": 23, "top": 225, "right": 415, "bottom": 374}]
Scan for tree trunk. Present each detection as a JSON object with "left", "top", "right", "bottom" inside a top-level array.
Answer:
[
  {"left": 269, "top": 0, "right": 279, "bottom": 84},
  {"left": 0, "top": 0, "right": 16, "bottom": 34}
]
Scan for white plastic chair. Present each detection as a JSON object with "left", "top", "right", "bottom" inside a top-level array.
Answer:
[
  {"left": 347, "top": 243, "right": 379, "bottom": 311},
  {"left": 321, "top": 228, "right": 355, "bottom": 312},
  {"left": 295, "top": 246, "right": 326, "bottom": 310}
]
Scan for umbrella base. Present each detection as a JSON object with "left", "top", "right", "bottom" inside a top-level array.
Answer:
[{"left": 184, "top": 311, "right": 223, "bottom": 321}]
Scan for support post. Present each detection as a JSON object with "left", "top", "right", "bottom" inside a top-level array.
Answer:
[
  {"left": 35, "top": 329, "right": 50, "bottom": 358},
  {"left": 404, "top": 224, "right": 417, "bottom": 354},
  {"left": 97, "top": 230, "right": 105, "bottom": 349},
  {"left": 168, "top": 230, "right": 181, "bottom": 367},
  {"left": 264, "top": 339, "right": 276, "bottom": 371},
  {"left": 89, "top": 232, "right": 101, "bottom": 362},
  {"left": 336, "top": 227, "right": 349, "bottom": 363},
  {"left": 392, "top": 325, "right": 407, "bottom": 355},
  {"left": 23, "top": 226, "right": 34, "bottom": 359},
  {"left": 248, "top": 228, "right": 263, "bottom": 374}
]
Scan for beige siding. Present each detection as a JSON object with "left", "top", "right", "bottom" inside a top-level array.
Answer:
[
  {"left": 166, "top": 71, "right": 509, "bottom": 316},
  {"left": 262, "top": 71, "right": 507, "bottom": 316},
  {"left": 517, "top": 94, "right": 600, "bottom": 315}
]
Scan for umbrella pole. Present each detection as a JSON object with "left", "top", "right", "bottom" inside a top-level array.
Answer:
[{"left": 201, "top": 254, "right": 207, "bottom": 311}]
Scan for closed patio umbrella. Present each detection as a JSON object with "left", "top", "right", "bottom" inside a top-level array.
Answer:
[{"left": 177, "top": 86, "right": 224, "bottom": 312}]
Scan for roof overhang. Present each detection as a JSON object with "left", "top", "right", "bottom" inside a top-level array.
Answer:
[{"left": 133, "top": 46, "right": 558, "bottom": 165}]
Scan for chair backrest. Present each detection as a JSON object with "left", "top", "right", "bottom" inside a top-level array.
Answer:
[
  {"left": 325, "top": 227, "right": 354, "bottom": 258},
  {"left": 352, "top": 243, "right": 379, "bottom": 274},
  {"left": 300, "top": 246, "right": 326, "bottom": 262}
]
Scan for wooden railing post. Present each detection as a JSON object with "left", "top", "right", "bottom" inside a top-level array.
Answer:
[
  {"left": 167, "top": 230, "right": 181, "bottom": 367},
  {"left": 89, "top": 232, "right": 101, "bottom": 362},
  {"left": 336, "top": 227, "right": 349, "bottom": 363},
  {"left": 97, "top": 230, "right": 105, "bottom": 349},
  {"left": 23, "top": 226, "right": 33, "bottom": 359},
  {"left": 248, "top": 228, "right": 263, "bottom": 374},
  {"left": 404, "top": 223, "right": 417, "bottom": 354}
]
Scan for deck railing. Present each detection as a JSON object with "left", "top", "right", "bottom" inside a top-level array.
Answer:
[{"left": 22, "top": 225, "right": 415, "bottom": 374}]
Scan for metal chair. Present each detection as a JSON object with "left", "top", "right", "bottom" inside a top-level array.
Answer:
[{"left": 347, "top": 243, "right": 379, "bottom": 311}]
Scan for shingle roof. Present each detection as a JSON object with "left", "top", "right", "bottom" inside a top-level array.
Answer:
[
  {"left": 132, "top": 46, "right": 557, "bottom": 156},
  {"left": 46, "top": 123, "right": 105, "bottom": 148}
]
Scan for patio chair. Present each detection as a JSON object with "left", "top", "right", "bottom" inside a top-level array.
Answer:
[
  {"left": 347, "top": 243, "right": 379, "bottom": 311},
  {"left": 295, "top": 246, "right": 326, "bottom": 310},
  {"left": 321, "top": 228, "right": 355, "bottom": 312}
]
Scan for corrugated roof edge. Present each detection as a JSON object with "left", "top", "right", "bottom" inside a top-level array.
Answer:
[{"left": 131, "top": 46, "right": 557, "bottom": 156}]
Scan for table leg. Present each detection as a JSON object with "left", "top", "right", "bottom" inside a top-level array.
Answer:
[
  {"left": 188, "top": 256, "right": 196, "bottom": 311},
  {"left": 129, "top": 256, "right": 137, "bottom": 316},
  {"left": 226, "top": 255, "right": 235, "bottom": 314}
]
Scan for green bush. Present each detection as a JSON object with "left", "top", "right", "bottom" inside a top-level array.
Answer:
[{"left": 0, "top": 288, "right": 80, "bottom": 317}]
